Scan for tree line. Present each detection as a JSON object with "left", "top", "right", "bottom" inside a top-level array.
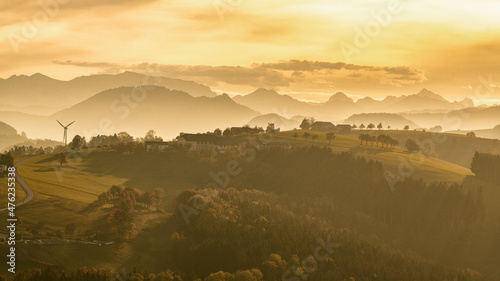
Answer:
[{"left": 358, "top": 134, "right": 399, "bottom": 148}]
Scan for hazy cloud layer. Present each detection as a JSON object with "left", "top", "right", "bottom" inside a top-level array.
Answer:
[
  {"left": 52, "top": 59, "right": 427, "bottom": 97},
  {"left": 2, "top": 0, "right": 500, "bottom": 101}
]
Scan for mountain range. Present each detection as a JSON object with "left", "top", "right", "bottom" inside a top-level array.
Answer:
[
  {"left": 0, "top": 71, "right": 216, "bottom": 109},
  {"left": 0, "top": 71, "right": 490, "bottom": 144},
  {"left": 233, "top": 88, "right": 474, "bottom": 121},
  {"left": 0, "top": 86, "right": 258, "bottom": 141}
]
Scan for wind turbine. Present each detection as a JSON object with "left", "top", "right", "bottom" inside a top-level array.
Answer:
[{"left": 57, "top": 120, "right": 75, "bottom": 145}]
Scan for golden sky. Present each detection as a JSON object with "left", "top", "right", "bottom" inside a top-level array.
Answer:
[{"left": 1, "top": 0, "right": 499, "bottom": 102}]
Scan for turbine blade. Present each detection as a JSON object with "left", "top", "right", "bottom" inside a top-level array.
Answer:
[
  {"left": 66, "top": 121, "right": 76, "bottom": 127},
  {"left": 57, "top": 120, "right": 64, "bottom": 127}
]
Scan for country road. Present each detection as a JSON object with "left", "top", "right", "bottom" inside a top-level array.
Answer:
[{"left": 1, "top": 154, "right": 44, "bottom": 212}]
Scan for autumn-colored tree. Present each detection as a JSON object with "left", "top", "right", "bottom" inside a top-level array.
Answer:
[
  {"left": 405, "top": 138, "right": 420, "bottom": 152},
  {"left": 107, "top": 194, "right": 136, "bottom": 239},
  {"left": 152, "top": 188, "right": 165, "bottom": 211},
  {"left": 55, "top": 153, "right": 67, "bottom": 167},
  {"left": 70, "top": 135, "right": 83, "bottom": 150}
]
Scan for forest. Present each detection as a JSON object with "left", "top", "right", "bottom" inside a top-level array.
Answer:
[
  {"left": 471, "top": 152, "right": 500, "bottom": 184},
  {"left": 9, "top": 147, "right": 488, "bottom": 281}
]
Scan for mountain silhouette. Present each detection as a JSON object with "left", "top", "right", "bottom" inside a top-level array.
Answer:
[
  {"left": 233, "top": 88, "right": 470, "bottom": 120},
  {"left": 0, "top": 86, "right": 257, "bottom": 141},
  {"left": 0, "top": 71, "right": 216, "bottom": 107}
]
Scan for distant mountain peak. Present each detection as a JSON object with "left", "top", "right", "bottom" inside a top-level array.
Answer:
[
  {"left": 215, "top": 93, "right": 233, "bottom": 101},
  {"left": 250, "top": 88, "right": 280, "bottom": 96},
  {"left": 7, "top": 74, "right": 28, "bottom": 79},
  {"left": 31, "top": 73, "right": 49, "bottom": 78},
  {"left": 460, "top": 97, "right": 475, "bottom": 108},
  {"left": 415, "top": 88, "right": 447, "bottom": 101},
  {"left": 327, "top": 92, "right": 353, "bottom": 103},
  {"left": 360, "top": 96, "right": 375, "bottom": 101}
]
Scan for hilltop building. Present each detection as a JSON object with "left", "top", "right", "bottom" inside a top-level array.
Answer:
[
  {"left": 176, "top": 133, "right": 239, "bottom": 153},
  {"left": 335, "top": 124, "right": 352, "bottom": 135},
  {"left": 311, "top": 121, "right": 335, "bottom": 132},
  {"left": 310, "top": 121, "right": 352, "bottom": 135},
  {"left": 145, "top": 141, "right": 170, "bottom": 152}
]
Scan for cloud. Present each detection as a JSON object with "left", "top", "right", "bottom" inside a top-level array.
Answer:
[
  {"left": 254, "top": 60, "right": 346, "bottom": 71},
  {"left": 254, "top": 60, "right": 422, "bottom": 75},
  {"left": 0, "top": 0, "right": 160, "bottom": 28},
  {"left": 53, "top": 60, "right": 118, "bottom": 68},
  {"left": 52, "top": 61, "right": 291, "bottom": 87},
  {"left": 50, "top": 59, "right": 427, "bottom": 95}
]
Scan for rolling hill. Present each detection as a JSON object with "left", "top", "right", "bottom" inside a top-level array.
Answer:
[
  {"left": 350, "top": 129, "right": 500, "bottom": 168},
  {"left": 403, "top": 105, "right": 500, "bottom": 131},
  {"left": 448, "top": 125, "right": 500, "bottom": 139},
  {"left": 344, "top": 113, "right": 420, "bottom": 129},
  {"left": 0, "top": 121, "right": 27, "bottom": 152},
  {"left": 0, "top": 120, "right": 17, "bottom": 136},
  {"left": 272, "top": 130, "right": 473, "bottom": 184},
  {"left": 247, "top": 113, "right": 300, "bottom": 130},
  {"left": 6, "top": 131, "right": 500, "bottom": 279}
]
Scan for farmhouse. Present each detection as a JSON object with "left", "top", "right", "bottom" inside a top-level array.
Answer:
[
  {"left": 311, "top": 121, "right": 335, "bottom": 132},
  {"left": 176, "top": 133, "right": 238, "bottom": 152},
  {"left": 230, "top": 126, "right": 261, "bottom": 136},
  {"left": 335, "top": 124, "right": 352, "bottom": 135},
  {"left": 0, "top": 165, "right": 7, "bottom": 173},
  {"left": 145, "top": 141, "right": 170, "bottom": 152},
  {"left": 310, "top": 121, "right": 352, "bottom": 135}
]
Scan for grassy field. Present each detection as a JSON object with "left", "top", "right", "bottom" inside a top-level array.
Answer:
[
  {"left": 11, "top": 149, "right": 213, "bottom": 232},
  {"left": 0, "top": 149, "right": 201, "bottom": 277},
  {"left": 351, "top": 129, "right": 500, "bottom": 168},
  {"left": 274, "top": 130, "right": 473, "bottom": 184}
]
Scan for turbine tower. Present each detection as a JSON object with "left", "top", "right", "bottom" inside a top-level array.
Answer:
[{"left": 57, "top": 120, "right": 75, "bottom": 145}]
